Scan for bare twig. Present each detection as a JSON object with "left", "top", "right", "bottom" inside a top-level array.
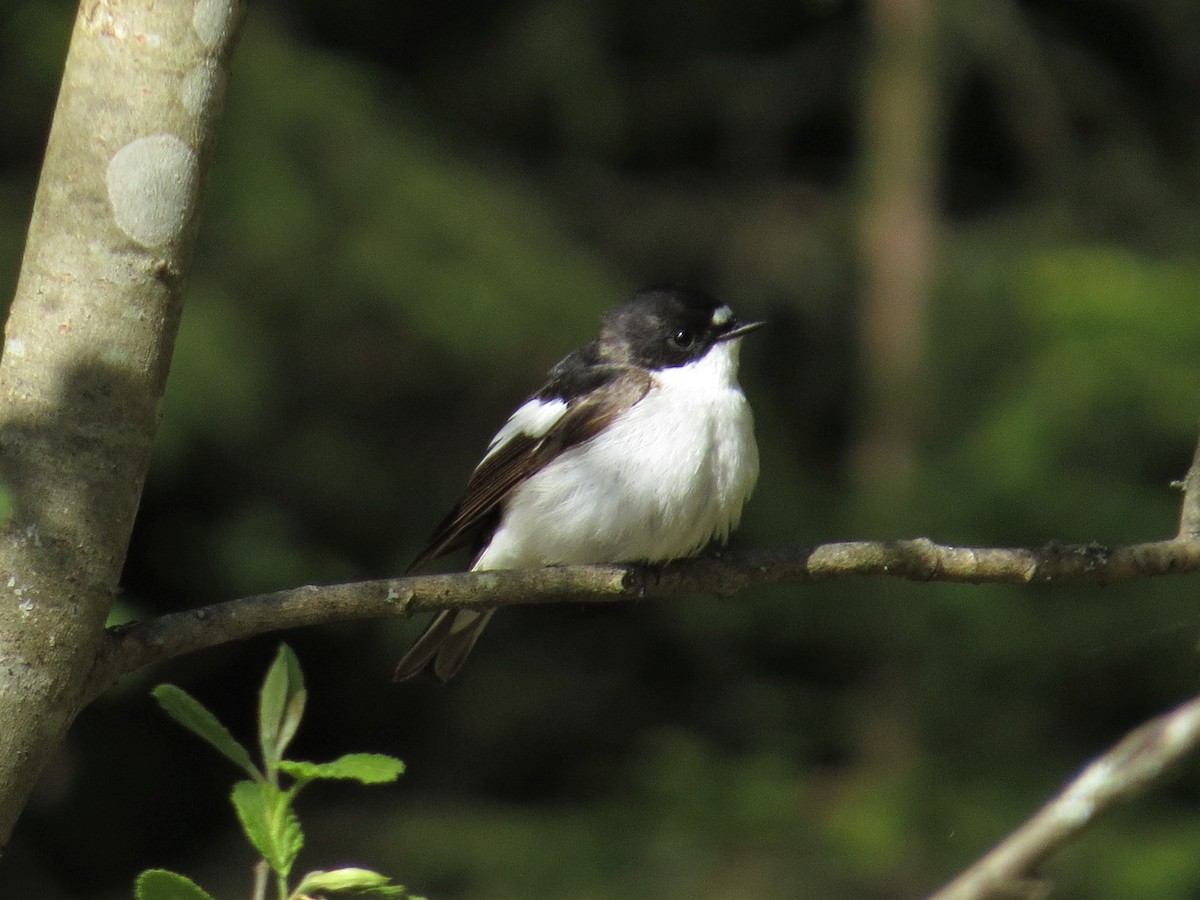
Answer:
[
  {"left": 1177, "top": 437, "right": 1200, "bottom": 538},
  {"left": 91, "top": 534, "right": 1200, "bottom": 696},
  {"left": 929, "top": 694, "right": 1200, "bottom": 900},
  {"left": 923, "top": 433, "right": 1200, "bottom": 898}
]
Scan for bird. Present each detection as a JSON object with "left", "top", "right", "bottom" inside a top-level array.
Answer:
[{"left": 394, "top": 285, "right": 761, "bottom": 682}]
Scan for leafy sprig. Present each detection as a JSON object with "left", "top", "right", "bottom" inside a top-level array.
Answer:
[{"left": 136, "top": 644, "right": 418, "bottom": 900}]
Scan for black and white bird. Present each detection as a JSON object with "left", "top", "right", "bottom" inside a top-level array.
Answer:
[{"left": 394, "top": 286, "right": 761, "bottom": 682}]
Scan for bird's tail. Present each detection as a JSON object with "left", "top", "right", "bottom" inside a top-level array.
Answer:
[{"left": 393, "top": 608, "right": 495, "bottom": 683}]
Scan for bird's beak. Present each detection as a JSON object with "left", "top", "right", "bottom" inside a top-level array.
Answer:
[{"left": 719, "top": 319, "right": 765, "bottom": 341}]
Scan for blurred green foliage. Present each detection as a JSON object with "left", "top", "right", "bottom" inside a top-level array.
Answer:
[{"left": 1, "top": 0, "right": 1199, "bottom": 898}]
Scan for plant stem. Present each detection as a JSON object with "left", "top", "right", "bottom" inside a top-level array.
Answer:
[{"left": 251, "top": 861, "right": 269, "bottom": 900}]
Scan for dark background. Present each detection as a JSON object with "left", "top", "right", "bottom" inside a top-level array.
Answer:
[{"left": 2, "top": 0, "right": 1200, "bottom": 897}]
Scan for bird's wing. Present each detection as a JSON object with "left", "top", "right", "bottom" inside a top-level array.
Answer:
[{"left": 408, "top": 366, "right": 653, "bottom": 570}]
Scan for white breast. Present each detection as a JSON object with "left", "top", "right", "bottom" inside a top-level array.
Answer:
[{"left": 475, "top": 339, "right": 758, "bottom": 569}]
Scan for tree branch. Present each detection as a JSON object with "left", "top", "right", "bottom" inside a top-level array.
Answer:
[
  {"left": 927, "top": 432, "right": 1200, "bottom": 897},
  {"left": 1177, "top": 437, "right": 1200, "bottom": 539},
  {"left": 93, "top": 534, "right": 1200, "bottom": 695},
  {"left": 929, "top": 693, "right": 1200, "bottom": 899}
]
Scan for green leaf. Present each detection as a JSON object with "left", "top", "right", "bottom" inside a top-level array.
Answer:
[
  {"left": 231, "top": 779, "right": 304, "bottom": 878},
  {"left": 152, "top": 684, "right": 259, "bottom": 779},
  {"left": 278, "top": 753, "right": 405, "bottom": 785},
  {"left": 259, "top": 643, "right": 307, "bottom": 772},
  {"left": 135, "top": 869, "right": 216, "bottom": 900},
  {"left": 292, "top": 867, "right": 405, "bottom": 896}
]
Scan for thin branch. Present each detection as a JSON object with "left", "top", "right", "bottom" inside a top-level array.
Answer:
[
  {"left": 1177, "top": 436, "right": 1200, "bottom": 538},
  {"left": 929, "top": 693, "right": 1200, "bottom": 900},
  {"left": 92, "top": 534, "right": 1200, "bottom": 696}
]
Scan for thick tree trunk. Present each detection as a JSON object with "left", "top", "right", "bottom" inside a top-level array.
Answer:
[{"left": 0, "top": 0, "right": 242, "bottom": 845}]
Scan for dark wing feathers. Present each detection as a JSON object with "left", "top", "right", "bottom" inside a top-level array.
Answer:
[
  {"left": 408, "top": 366, "right": 652, "bottom": 571},
  {"left": 406, "top": 431, "right": 540, "bottom": 569},
  {"left": 548, "top": 366, "right": 651, "bottom": 451}
]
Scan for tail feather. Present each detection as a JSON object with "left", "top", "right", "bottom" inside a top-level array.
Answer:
[{"left": 393, "top": 609, "right": 495, "bottom": 683}]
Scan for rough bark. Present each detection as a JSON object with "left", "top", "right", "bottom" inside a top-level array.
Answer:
[{"left": 0, "top": 0, "right": 242, "bottom": 846}]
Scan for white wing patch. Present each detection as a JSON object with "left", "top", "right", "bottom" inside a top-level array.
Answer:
[{"left": 481, "top": 397, "right": 569, "bottom": 465}]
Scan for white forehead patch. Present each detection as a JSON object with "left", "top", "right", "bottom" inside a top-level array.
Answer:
[{"left": 712, "top": 305, "right": 734, "bottom": 327}]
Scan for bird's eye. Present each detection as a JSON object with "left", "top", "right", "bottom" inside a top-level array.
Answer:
[{"left": 670, "top": 329, "right": 696, "bottom": 350}]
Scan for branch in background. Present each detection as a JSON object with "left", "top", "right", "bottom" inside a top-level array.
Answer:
[
  {"left": 854, "top": 0, "right": 939, "bottom": 483},
  {"left": 927, "top": 434, "right": 1200, "bottom": 897},
  {"left": 929, "top": 694, "right": 1200, "bottom": 900},
  {"left": 94, "top": 534, "right": 1200, "bottom": 693}
]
